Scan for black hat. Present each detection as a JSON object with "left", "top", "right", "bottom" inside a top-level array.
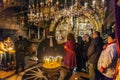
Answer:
[{"left": 108, "top": 32, "right": 115, "bottom": 39}]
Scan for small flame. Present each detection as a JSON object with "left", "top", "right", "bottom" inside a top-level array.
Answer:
[{"left": 43, "top": 56, "right": 62, "bottom": 69}]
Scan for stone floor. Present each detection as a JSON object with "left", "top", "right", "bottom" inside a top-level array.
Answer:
[
  {"left": 0, "top": 62, "right": 89, "bottom": 80},
  {"left": 0, "top": 42, "right": 90, "bottom": 80},
  {"left": 0, "top": 54, "right": 89, "bottom": 80},
  {"left": 6, "top": 63, "right": 42, "bottom": 80},
  {"left": 0, "top": 60, "right": 37, "bottom": 80}
]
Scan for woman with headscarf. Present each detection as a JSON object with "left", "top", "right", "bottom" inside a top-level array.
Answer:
[{"left": 64, "top": 33, "right": 76, "bottom": 70}]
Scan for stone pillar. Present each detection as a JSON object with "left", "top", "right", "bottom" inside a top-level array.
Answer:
[
  {"left": 29, "top": 27, "right": 31, "bottom": 39},
  {"left": 38, "top": 28, "right": 40, "bottom": 39}
]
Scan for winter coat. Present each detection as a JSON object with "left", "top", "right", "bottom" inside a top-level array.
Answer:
[
  {"left": 98, "top": 43, "right": 118, "bottom": 78},
  {"left": 82, "top": 40, "right": 91, "bottom": 59},
  {"left": 87, "top": 37, "right": 104, "bottom": 64}
]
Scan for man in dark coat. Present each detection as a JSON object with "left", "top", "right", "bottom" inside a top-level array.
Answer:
[
  {"left": 15, "top": 36, "right": 28, "bottom": 74},
  {"left": 87, "top": 31, "right": 104, "bottom": 80},
  {"left": 76, "top": 36, "right": 84, "bottom": 71},
  {"left": 82, "top": 34, "right": 91, "bottom": 72}
]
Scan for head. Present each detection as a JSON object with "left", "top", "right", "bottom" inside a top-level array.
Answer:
[
  {"left": 4, "top": 35, "right": 11, "bottom": 41},
  {"left": 77, "top": 36, "right": 83, "bottom": 44},
  {"left": 67, "top": 33, "right": 75, "bottom": 43},
  {"left": 7, "top": 36, "right": 11, "bottom": 40},
  {"left": 19, "top": 36, "right": 23, "bottom": 40},
  {"left": 83, "top": 34, "right": 90, "bottom": 42},
  {"left": 92, "top": 31, "right": 100, "bottom": 38},
  {"left": 107, "top": 33, "right": 115, "bottom": 43}
]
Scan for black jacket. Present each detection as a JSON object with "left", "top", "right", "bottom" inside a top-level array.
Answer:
[
  {"left": 82, "top": 40, "right": 91, "bottom": 59},
  {"left": 15, "top": 39, "right": 28, "bottom": 63},
  {"left": 87, "top": 37, "right": 104, "bottom": 64}
]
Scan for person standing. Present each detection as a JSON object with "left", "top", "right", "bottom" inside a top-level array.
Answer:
[
  {"left": 76, "top": 36, "right": 84, "bottom": 71},
  {"left": 64, "top": 33, "right": 76, "bottom": 70},
  {"left": 82, "top": 34, "right": 91, "bottom": 72},
  {"left": 87, "top": 31, "right": 104, "bottom": 80},
  {"left": 98, "top": 33, "right": 118, "bottom": 80},
  {"left": 4, "top": 36, "right": 14, "bottom": 70},
  {"left": 15, "top": 36, "right": 27, "bottom": 74},
  {"left": 0, "top": 38, "right": 8, "bottom": 70}
]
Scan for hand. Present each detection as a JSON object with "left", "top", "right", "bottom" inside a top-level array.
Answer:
[
  {"left": 100, "top": 68, "right": 104, "bottom": 73},
  {"left": 103, "top": 45, "right": 107, "bottom": 49},
  {"left": 100, "top": 66, "right": 105, "bottom": 73}
]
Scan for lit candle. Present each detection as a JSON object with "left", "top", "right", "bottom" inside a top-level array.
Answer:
[
  {"left": 84, "top": 2, "right": 88, "bottom": 8},
  {"left": 92, "top": 0, "right": 96, "bottom": 7},
  {"left": 101, "top": 0, "right": 105, "bottom": 3},
  {"left": 44, "top": 57, "right": 45, "bottom": 63},
  {"left": 48, "top": 59, "right": 49, "bottom": 63},
  {"left": 75, "top": 77, "right": 78, "bottom": 80},
  {"left": 46, "top": 57, "right": 47, "bottom": 63},
  {"left": 55, "top": 57, "right": 57, "bottom": 63}
]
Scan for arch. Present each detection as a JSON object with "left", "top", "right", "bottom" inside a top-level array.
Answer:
[{"left": 49, "top": 12, "right": 102, "bottom": 33}]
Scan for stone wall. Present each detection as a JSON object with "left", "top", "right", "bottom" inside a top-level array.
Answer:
[{"left": 0, "top": 17, "right": 27, "bottom": 42}]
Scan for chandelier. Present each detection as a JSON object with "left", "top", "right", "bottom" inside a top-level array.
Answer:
[
  {"left": 27, "top": 0, "right": 106, "bottom": 27},
  {"left": 27, "top": 0, "right": 60, "bottom": 24}
]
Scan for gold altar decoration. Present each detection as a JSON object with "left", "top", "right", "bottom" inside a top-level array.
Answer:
[
  {"left": 27, "top": 0, "right": 106, "bottom": 28},
  {"left": 43, "top": 56, "right": 62, "bottom": 69},
  {"left": 49, "top": 0, "right": 106, "bottom": 33},
  {"left": 26, "top": 0, "right": 106, "bottom": 43}
]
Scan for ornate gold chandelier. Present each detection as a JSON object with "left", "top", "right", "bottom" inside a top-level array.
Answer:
[
  {"left": 27, "top": 0, "right": 106, "bottom": 29},
  {"left": 27, "top": 0, "right": 59, "bottom": 24}
]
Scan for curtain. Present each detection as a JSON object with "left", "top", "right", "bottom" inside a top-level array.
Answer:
[
  {"left": 114, "top": 0, "right": 120, "bottom": 79},
  {"left": 115, "top": 0, "right": 120, "bottom": 57}
]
